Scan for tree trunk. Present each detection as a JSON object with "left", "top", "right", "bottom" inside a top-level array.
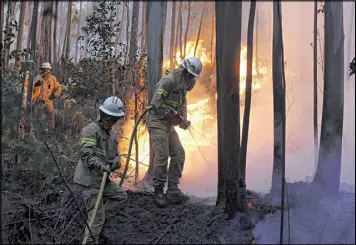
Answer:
[
  {"left": 53, "top": 0, "right": 58, "bottom": 74},
  {"left": 218, "top": 1, "right": 243, "bottom": 217},
  {"left": 144, "top": 1, "right": 167, "bottom": 187},
  {"left": 36, "top": 3, "right": 43, "bottom": 70},
  {"left": 313, "top": 1, "right": 319, "bottom": 172},
  {"left": 140, "top": 1, "right": 147, "bottom": 59},
  {"left": 270, "top": 1, "right": 286, "bottom": 205},
  {"left": 65, "top": 1, "right": 72, "bottom": 60},
  {"left": 210, "top": 7, "right": 215, "bottom": 64},
  {"left": 129, "top": 1, "right": 140, "bottom": 65},
  {"left": 15, "top": 1, "right": 26, "bottom": 72},
  {"left": 183, "top": 2, "right": 191, "bottom": 59},
  {"left": 215, "top": 2, "right": 226, "bottom": 207},
  {"left": 4, "top": 2, "right": 15, "bottom": 70},
  {"left": 0, "top": 1, "right": 4, "bottom": 70},
  {"left": 313, "top": 2, "right": 344, "bottom": 196},
  {"left": 240, "top": 0, "right": 256, "bottom": 212},
  {"left": 40, "top": 2, "right": 53, "bottom": 64},
  {"left": 178, "top": 3, "right": 183, "bottom": 58},
  {"left": 26, "top": 1, "right": 39, "bottom": 136},
  {"left": 193, "top": 3, "right": 208, "bottom": 57},
  {"left": 75, "top": 0, "right": 82, "bottom": 64},
  {"left": 125, "top": 2, "right": 130, "bottom": 59},
  {"left": 169, "top": 1, "right": 176, "bottom": 71}
]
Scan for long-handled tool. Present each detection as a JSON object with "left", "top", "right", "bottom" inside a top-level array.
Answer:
[{"left": 82, "top": 171, "right": 108, "bottom": 245}]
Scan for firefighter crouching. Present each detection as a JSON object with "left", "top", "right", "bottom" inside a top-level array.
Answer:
[
  {"left": 146, "top": 57, "right": 203, "bottom": 208},
  {"left": 32, "top": 62, "right": 62, "bottom": 130},
  {"left": 74, "top": 96, "right": 128, "bottom": 244}
]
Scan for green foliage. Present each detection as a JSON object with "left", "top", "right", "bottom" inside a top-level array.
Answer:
[{"left": 81, "top": 1, "right": 121, "bottom": 59}]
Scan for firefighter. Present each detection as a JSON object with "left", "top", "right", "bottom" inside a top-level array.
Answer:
[
  {"left": 146, "top": 57, "right": 203, "bottom": 208},
  {"left": 74, "top": 96, "right": 128, "bottom": 244},
  {"left": 32, "top": 62, "right": 62, "bottom": 130}
]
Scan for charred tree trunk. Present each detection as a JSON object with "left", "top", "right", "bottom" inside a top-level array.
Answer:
[
  {"left": 178, "top": 3, "right": 183, "bottom": 59},
  {"left": 313, "top": 1, "right": 319, "bottom": 171},
  {"left": 313, "top": 2, "right": 344, "bottom": 196},
  {"left": 64, "top": 1, "right": 72, "bottom": 60},
  {"left": 194, "top": 3, "right": 208, "bottom": 57},
  {"left": 125, "top": 2, "right": 130, "bottom": 59},
  {"left": 169, "top": 1, "right": 176, "bottom": 71},
  {"left": 75, "top": 0, "right": 82, "bottom": 64},
  {"left": 15, "top": 1, "right": 26, "bottom": 72},
  {"left": 215, "top": 2, "right": 226, "bottom": 207},
  {"left": 218, "top": 1, "right": 243, "bottom": 217},
  {"left": 144, "top": 1, "right": 167, "bottom": 186},
  {"left": 0, "top": 1, "right": 4, "bottom": 70},
  {"left": 270, "top": 2, "right": 286, "bottom": 206},
  {"left": 239, "top": 0, "right": 256, "bottom": 213},
  {"left": 129, "top": 1, "right": 140, "bottom": 65},
  {"left": 140, "top": 1, "right": 147, "bottom": 59},
  {"left": 183, "top": 2, "right": 191, "bottom": 59}
]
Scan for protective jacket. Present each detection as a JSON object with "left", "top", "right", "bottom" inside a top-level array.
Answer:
[
  {"left": 32, "top": 74, "right": 62, "bottom": 102},
  {"left": 74, "top": 121, "right": 120, "bottom": 188},
  {"left": 147, "top": 67, "right": 188, "bottom": 131}
]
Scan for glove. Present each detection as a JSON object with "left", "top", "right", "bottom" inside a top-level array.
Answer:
[
  {"left": 161, "top": 107, "right": 178, "bottom": 121},
  {"left": 171, "top": 115, "right": 184, "bottom": 126},
  {"left": 99, "top": 164, "right": 111, "bottom": 174},
  {"left": 179, "top": 120, "right": 191, "bottom": 130},
  {"left": 110, "top": 156, "right": 121, "bottom": 171}
]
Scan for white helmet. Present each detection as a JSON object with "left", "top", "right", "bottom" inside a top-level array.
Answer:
[
  {"left": 41, "top": 62, "right": 52, "bottom": 69},
  {"left": 99, "top": 96, "right": 125, "bottom": 117},
  {"left": 180, "top": 57, "right": 202, "bottom": 78}
]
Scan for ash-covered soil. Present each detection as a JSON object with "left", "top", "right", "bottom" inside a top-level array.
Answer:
[{"left": 2, "top": 168, "right": 277, "bottom": 244}]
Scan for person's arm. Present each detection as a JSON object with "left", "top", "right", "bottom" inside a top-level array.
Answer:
[
  {"left": 180, "top": 94, "right": 187, "bottom": 121},
  {"left": 79, "top": 127, "right": 107, "bottom": 171},
  {"left": 53, "top": 77, "right": 62, "bottom": 97},
  {"left": 150, "top": 78, "right": 174, "bottom": 117},
  {"left": 33, "top": 75, "right": 42, "bottom": 87}
]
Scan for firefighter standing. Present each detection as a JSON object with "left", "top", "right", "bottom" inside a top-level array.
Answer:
[
  {"left": 146, "top": 57, "right": 203, "bottom": 208},
  {"left": 32, "top": 62, "right": 62, "bottom": 130},
  {"left": 74, "top": 96, "right": 128, "bottom": 244}
]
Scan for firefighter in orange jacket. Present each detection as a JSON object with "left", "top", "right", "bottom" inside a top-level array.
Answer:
[{"left": 32, "top": 62, "right": 62, "bottom": 129}]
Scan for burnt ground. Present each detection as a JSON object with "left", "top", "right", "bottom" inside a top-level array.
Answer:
[{"left": 2, "top": 168, "right": 278, "bottom": 244}]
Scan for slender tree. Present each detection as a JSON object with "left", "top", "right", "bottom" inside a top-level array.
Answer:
[
  {"left": 129, "top": 1, "right": 139, "bottom": 64},
  {"left": 193, "top": 3, "right": 208, "bottom": 57},
  {"left": 141, "top": 1, "right": 167, "bottom": 187},
  {"left": 215, "top": 2, "right": 226, "bottom": 207},
  {"left": 169, "top": 1, "right": 176, "bottom": 71},
  {"left": 75, "top": 0, "right": 82, "bottom": 64},
  {"left": 183, "top": 2, "right": 191, "bottom": 59},
  {"left": 270, "top": 1, "right": 286, "bottom": 206},
  {"left": 239, "top": 0, "right": 256, "bottom": 212},
  {"left": 15, "top": 1, "right": 26, "bottom": 71},
  {"left": 40, "top": 2, "right": 53, "bottom": 64},
  {"left": 313, "top": 2, "right": 344, "bottom": 196},
  {"left": 313, "top": 0, "right": 319, "bottom": 171}
]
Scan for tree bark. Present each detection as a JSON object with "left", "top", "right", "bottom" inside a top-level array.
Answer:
[
  {"left": 64, "top": 1, "right": 72, "bottom": 60},
  {"left": 75, "top": 0, "right": 82, "bottom": 64},
  {"left": 144, "top": 1, "right": 167, "bottom": 186},
  {"left": 53, "top": 0, "right": 58, "bottom": 74},
  {"left": 15, "top": 1, "right": 26, "bottom": 72},
  {"left": 313, "top": 2, "right": 344, "bottom": 196},
  {"left": 219, "top": 1, "right": 243, "bottom": 217},
  {"left": 193, "top": 3, "right": 208, "bottom": 57},
  {"left": 240, "top": 0, "right": 256, "bottom": 210},
  {"left": 169, "top": 1, "right": 176, "bottom": 71},
  {"left": 40, "top": 2, "right": 53, "bottom": 63},
  {"left": 183, "top": 2, "right": 191, "bottom": 59},
  {"left": 215, "top": 1, "right": 226, "bottom": 207},
  {"left": 140, "top": 1, "right": 147, "bottom": 59},
  {"left": 0, "top": 1, "right": 4, "bottom": 71},
  {"left": 313, "top": 1, "right": 319, "bottom": 172},
  {"left": 270, "top": 2, "right": 286, "bottom": 205},
  {"left": 129, "top": 1, "right": 140, "bottom": 65}
]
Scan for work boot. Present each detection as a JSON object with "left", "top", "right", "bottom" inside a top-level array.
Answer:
[
  {"left": 166, "top": 184, "right": 190, "bottom": 204},
  {"left": 154, "top": 189, "right": 167, "bottom": 208}
]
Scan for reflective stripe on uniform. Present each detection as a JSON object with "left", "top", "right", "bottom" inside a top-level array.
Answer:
[
  {"left": 157, "top": 88, "right": 167, "bottom": 96},
  {"left": 80, "top": 137, "right": 96, "bottom": 145},
  {"left": 166, "top": 100, "right": 178, "bottom": 107},
  {"left": 95, "top": 149, "right": 106, "bottom": 157}
]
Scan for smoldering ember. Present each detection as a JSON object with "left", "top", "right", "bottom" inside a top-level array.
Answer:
[{"left": 1, "top": 1, "right": 355, "bottom": 245}]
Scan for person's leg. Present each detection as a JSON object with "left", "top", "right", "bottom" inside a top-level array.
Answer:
[
  {"left": 150, "top": 127, "right": 170, "bottom": 207},
  {"left": 82, "top": 187, "right": 105, "bottom": 244},
  {"left": 102, "top": 181, "right": 128, "bottom": 219},
  {"left": 45, "top": 101, "right": 55, "bottom": 129},
  {"left": 166, "top": 128, "right": 189, "bottom": 203}
]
